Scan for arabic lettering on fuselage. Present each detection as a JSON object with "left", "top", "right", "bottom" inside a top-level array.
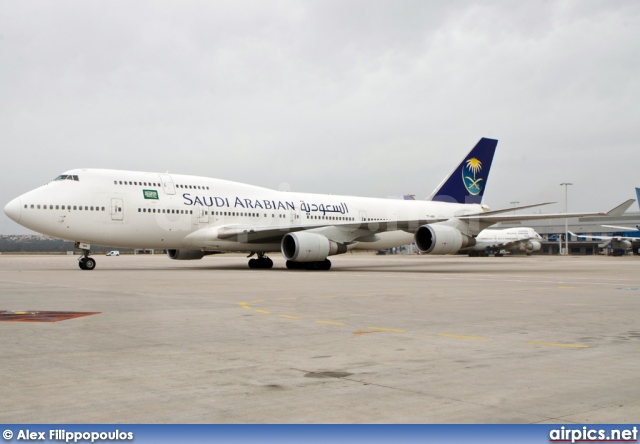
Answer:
[
  {"left": 182, "top": 193, "right": 349, "bottom": 215},
  {"left": 299, "top": 201, "right": 349, "bottom": 215}
]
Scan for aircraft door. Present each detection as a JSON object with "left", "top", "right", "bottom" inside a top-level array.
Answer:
[
  {"left": 193, "top": 204, "right": 209, "bottom": 225},
  {"left": 289, "top": 208, "right": 299, "bottom": 226},
  {"left": 111, "top": 198, "right": 124, "bottom": 221},
  {"left": 158, "top": 174, "right": 176, "bottom": 195}
]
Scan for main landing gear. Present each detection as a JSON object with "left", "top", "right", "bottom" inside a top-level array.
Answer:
[
  {"left": 286, "top": 259, "right": 331, "bottom": 270},
  {"left": 248, "top": 252, "right": 273, "bottom": 269},
  {"left": 246, "top": 252, "right": 332, "bottom": 270},
  {"left": 76, "top": 242, "right": 96, "bottom": 270}
]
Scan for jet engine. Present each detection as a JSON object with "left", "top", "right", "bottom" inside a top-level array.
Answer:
[
  {"left": 523, "top": 240, "right": 542, "bottom": 252},
  {"left": 167, "top": 249, "right": 206, "bottom": 260},
  {"left": 414, "top": 224, "right": 475, "bottom": 255},
  {"left": 612, "top": 239, "right": 632, "bottom": 250},
  {"left": 281, "top": 232, "right": 347, "bottom": 262}
]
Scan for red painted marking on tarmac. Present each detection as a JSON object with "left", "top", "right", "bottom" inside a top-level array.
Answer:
[{"left": 0, "top": 310, "right": 100, "bottom": 322}]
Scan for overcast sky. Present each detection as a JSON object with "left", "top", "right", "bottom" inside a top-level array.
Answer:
[{"left": 1, "top": 0, "right": 639, "bottom": 235}]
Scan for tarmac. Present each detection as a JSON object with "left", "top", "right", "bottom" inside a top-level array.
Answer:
[{"left": 0, "top": 253, "right": 639, "bottom": 424}]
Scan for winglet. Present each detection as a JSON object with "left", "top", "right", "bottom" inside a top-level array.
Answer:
[
  {"left": 605, "top": 199, "right": 635, "bottom": 217},
  {"left": 429, "top": 137, "right": 498, "bottom": 205}
]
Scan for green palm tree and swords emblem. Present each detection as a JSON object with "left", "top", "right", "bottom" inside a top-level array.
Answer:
[{"left": 463, "top": 157, "right": 483, "bottom": 194}]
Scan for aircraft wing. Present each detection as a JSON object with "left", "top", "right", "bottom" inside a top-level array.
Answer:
[
  {"left": 458, "top": 199, "right": 635, "bottom": 225},
  {"left": 602, "top": 224, "right": 640, "bottom": 232}
]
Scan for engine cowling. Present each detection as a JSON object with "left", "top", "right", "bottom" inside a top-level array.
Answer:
[
  {"left": 414, "top": 224, "right": 475, "bottom": 255},
  {"left": 526, "top": 240, "right": 542, "bottom": 252},
  {"left": 167, "top": 249, "right": 206, "bottom": 260},
  {"left": 613, "top": 239, "right": 632, "bottom": 250},
  {"left": 281, "top": 232, "right": 347, "bottom": 262}
]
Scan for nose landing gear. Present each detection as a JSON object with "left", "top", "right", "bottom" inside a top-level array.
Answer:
[{"left": 75, "top": 242, "right": 96, "bottom": 270}]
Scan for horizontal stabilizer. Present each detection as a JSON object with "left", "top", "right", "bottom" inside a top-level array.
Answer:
[{"left": 605, "top": 199, "right": 635, "bottom": 216}]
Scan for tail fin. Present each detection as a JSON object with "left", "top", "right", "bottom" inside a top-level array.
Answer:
[
  {"left": 428, "top": 137, "right": 498, "bottom": 204},
  {"left": 636, "top": 188, "right": 640, "bottom": 210}
]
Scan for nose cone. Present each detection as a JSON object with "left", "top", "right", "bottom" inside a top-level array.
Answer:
[{"left": 4, "top": 197, "right": 22, "bottom": 223}]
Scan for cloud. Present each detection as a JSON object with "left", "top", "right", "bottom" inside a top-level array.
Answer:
[{"left": 2, "top": 0, "right": 639, "bottom": 233}]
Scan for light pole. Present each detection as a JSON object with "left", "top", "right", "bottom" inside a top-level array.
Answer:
[
  {"left": 510, "top": 201, "right": 519, "bottom": 215},
  {"left": 560, "top": 183, "right": 573, "bottom": 255}
]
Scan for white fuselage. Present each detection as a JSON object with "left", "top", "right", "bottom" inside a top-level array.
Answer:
[{"left": 4, "top": 169, "right": 486, "bottom": 253}]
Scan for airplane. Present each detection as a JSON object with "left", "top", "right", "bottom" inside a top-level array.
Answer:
[
  {"left": 465, "top": 227, "right": 543, "bottom": 256},
  {"left": 569, "top": 230, "right": 640, "bottom": 252},
  {"left": 3, "top": 137, "right": 630, "bottom": 271}
]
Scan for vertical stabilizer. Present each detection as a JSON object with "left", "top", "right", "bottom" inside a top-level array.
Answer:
[
  {"left": 428, "top": 137, "right": 498, "bottom": 204},
  {"left": 636, "top": 188, "right": 640, "bottom": 210}
]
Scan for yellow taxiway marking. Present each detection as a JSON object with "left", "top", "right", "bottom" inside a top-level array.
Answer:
[
  {"left": 526, "top": 341, "right": 589, "bottom": 348},
  {"left": 353, "top": 330, "right": 377, "bottom": 335},
  {"left": 255, "top": 310, "right": 270, "bottom": 314},
  {"left": 438, "top": 334, "right": 488, "bottom": 340},
  {"left": 278, "top": 314, "right": 299, "bottom": 319},
  {"left": 275, "top": 297, "right": 297, "bottom": 301},
  {"left": 315, "top": 320, "right": 345, "bottom": 326},
  {"left": 239, "top": 303, "right": 252, "bottom": 309},
  {"left": 368, "top": 327, "right": 405, "bottom": 333}
]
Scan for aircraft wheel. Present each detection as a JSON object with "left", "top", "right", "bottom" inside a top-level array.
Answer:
[
  {"left": 286, "top": 260, "right": 302, "bottom": 269},
  {"left": 78, "top": 258, "right": 87, "bottom": 270},
  {"left": 248, "top": 258, "right": 257, "bottom": 269},
  {"left": 84, "top": 257, "right": 96, "bottom": 270},
  {"left": 321, "top": 259, "right": 331, "bottom": 270},
  {"left": 263, "top": 258, "right": 273, "bottom": 269}
]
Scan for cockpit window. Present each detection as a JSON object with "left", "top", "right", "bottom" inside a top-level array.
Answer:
[{"left": 54, "top": 175, "right": 79, "bottom": 181}]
